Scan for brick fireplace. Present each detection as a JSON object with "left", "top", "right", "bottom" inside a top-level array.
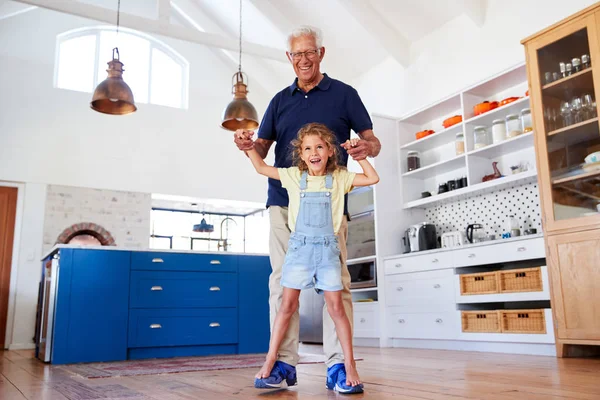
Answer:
[
  {"left": 55, "top": 222, "right": 116, "bottom": 246},
  {"left": 43, "top": 184, "right": 151, "bottom": 253}
]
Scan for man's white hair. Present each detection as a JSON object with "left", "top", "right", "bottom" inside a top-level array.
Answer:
[{"left": 286, "top": 25, "right": 323, "bottom": 51}]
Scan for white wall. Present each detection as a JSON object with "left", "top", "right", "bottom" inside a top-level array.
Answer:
[
  {"left": 353, "top": 0, "right": 599, "bottom": 118},
  {"left": 0, "top": 7, "right": 275, "bottom": 204}
]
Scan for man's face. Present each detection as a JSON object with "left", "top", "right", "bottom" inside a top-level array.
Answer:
[{"left": 287, "top": 35, "right": 324, "bottom": 84}]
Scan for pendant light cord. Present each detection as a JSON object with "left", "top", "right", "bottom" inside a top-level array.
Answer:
[
  {"left": 117, "top": 0, "right": 121, "bottom": 35},
  {"left": 238, "top": 0, "right": 242, "bottom": 73}
]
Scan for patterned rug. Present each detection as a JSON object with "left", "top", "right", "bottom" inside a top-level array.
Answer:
[{"left": 58, "top": 353, "right": 335, "bottom": 379}]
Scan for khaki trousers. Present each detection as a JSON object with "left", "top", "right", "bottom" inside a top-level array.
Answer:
[{"left": 268, "top": 206, "right": 353, "bottom": 368}]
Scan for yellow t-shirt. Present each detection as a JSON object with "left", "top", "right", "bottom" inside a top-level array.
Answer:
[{"left": 278, "top": 167, "right": 356, "bottom": 234}]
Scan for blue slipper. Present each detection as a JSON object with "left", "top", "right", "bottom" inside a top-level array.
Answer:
[
  {"left": 326, "top": 363, "right": 364, "bottom": 394},
  {"left": 254, "top": 361, "right": 298, "bottom": 389}
]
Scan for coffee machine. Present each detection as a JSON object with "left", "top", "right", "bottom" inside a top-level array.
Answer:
[{"left": 407, "top": 223, "right": 437, "bottom": 252}]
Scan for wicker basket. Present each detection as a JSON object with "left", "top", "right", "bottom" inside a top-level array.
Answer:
[
  {"left": 460, "top": 271, "right": 499, "bottom": 295},
  {"left": 499, "top": 267, "right": 543, "bottom": 293},
  {"left": 461, "top": 310, "right": 501, "bottom": 333},
  {"left": 500, "top": 309, "right": 546, "bottom": 334}
]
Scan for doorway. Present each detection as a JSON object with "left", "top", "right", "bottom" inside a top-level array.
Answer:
[{"left": 0, "top": 187, "right": 18, "bottom": 348}]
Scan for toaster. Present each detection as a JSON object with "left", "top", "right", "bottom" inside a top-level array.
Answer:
[{"left": 408, "top": 223, "right": 437, "bottom": 252}]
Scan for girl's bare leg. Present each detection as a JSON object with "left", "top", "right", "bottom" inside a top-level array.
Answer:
[
  {"left": 256, "top": 287, "right": 301, "bottom": 379},
  {"left": 323, "top": 290, "right": 361, "bottom": 387}
]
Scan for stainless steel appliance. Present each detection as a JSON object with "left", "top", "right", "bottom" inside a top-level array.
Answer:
[
  {"left": 36, "top": 255, "right": 59, "bottom": 362},
  {"left": 348, "top": 258, "right": 376, "bottom": 289},
  {"left": 299, "top": 289, "right": 324, "bottom": 343},
  {"left": 408, "top": 223, "right": 437, "bottom": 252}
]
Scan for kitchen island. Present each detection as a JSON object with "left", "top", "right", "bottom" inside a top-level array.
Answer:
[{"left": 36, "top": 245, "right": 271, "bottom": 364}]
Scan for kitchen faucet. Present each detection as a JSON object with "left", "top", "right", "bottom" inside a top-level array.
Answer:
[{"left": 218, "top": 217, "right": 237, "bottom": 251}]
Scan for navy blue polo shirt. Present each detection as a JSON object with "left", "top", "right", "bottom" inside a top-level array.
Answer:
[{"left": 258, "top": 73, "right": 373, "bottom": 210}]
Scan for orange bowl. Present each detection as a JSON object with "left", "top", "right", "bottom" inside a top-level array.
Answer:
[
  {"left": 499, "top": 97, "right": 520, "bottom": 106},
  {"left": 473, "top": 101, "right": 499, "bottom": 116},
  {"left": 415, "top": 129, "right": 434, "bottom": 140},
  {"left": 443, "top": 115, "right": 462, "bottom": 129}
]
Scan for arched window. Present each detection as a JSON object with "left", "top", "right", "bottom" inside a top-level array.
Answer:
[{"left": 55, "top": 27, "right": 189, "bottom": 109}]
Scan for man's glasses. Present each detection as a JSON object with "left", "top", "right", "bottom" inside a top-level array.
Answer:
[{"left": 289, "top": 49, "right": 320, "bottom": 61}]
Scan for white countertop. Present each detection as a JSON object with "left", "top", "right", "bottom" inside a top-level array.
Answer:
[
  {"left": 382, "top": 233, "right": 545, "bottom": 261},
  {"left": 42, "top": 244, "right": 269, "bottom": 261}
]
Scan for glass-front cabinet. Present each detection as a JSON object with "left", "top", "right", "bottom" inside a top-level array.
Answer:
[
  {"left": 523, "top": 4, "right": 600, "bottom": 357},
  {"left": 525, "top": 13, "right": 600, "bottom": 232}
]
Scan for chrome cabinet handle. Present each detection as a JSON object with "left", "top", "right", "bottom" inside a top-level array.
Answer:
[
  {"left": 152, "top": 258, "right": 164, "bottom": 263},
  {"left": 435, "top": 319, "right": 443, "bottom": 323},
  {"left": 151, "top": 286, "right": 163, "bottom": 291},
  {"left": 210, "top": 260, "right": 221, "bottom": 265},
  {"left": 209, "top": 322, "right": 220, "bottom": 328},
  {"left": 468, "top": 254, "right": 476, "bottom": 258},
  {"left": 360, "top": 318, "right": 366, "bottom": 323},
  {"left": 517, "top": 247, "right": 526, "bottom": 252},
  {"left": 150, "top": 324, "right": 162, "bottom": 329},
  {"left": 432, "top": 258, "right": 439, "bottom": 263},
  {"left": 395, "top": 263, "right": 402, "bottom": 268},
  {"left": 209, "top": 286, "right": 221, "bottom": 291},
  {"left": 398, "top": 319, "right": 405, "bottom": 324},
  {"left": 396, "top": 287, "right": 403, "bottom": 292},
  {"left": 433, "top": 284, "right": 441, "bottom": 289}
]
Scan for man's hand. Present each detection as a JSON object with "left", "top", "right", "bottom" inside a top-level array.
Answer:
[
  {"left": 342, "top": 138, "right": 370, "bottom": 161},
  {"left": 233, "top": 129, "right": 255, "bottom": 151}
]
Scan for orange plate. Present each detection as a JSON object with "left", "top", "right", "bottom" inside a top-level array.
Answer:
[
  {"left": 473, "top": 101, "right": 499, "bottom": 116},
  {"left": 443, "top": 115, "right": 462, "bottom": 129}
]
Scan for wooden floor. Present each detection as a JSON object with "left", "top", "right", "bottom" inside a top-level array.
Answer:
[{"left": 1, "top": 345, "right": 600, "bottom": 399}]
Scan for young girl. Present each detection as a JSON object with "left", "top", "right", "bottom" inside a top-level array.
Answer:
[{"left": 245, "top": 122, "right": 379, "bottom": 393}]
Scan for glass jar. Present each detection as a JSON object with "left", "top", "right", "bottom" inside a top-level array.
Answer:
[
  {"left": 455, "top": 132, "right": 465, "bottom": 155},
  {"left": 582, "top": 54, "right": 591, "bottom": 69},
  {"left": 520, "top": 108, "right": 533, "bottom": 133},
  {"left": 473, "top": 126, "right": 488, "bottom": 149},
  {"left": 506, "top": 114, "right": 522, "bottom": 137},
  {"left": 407, "top": 151, "right": 420, "bottom": 171},
  {"left": 492, "top": 119, "right": 507, "bottom": 143}
]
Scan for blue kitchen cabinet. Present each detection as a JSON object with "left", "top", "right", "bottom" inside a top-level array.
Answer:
[
  {"left": 38, "top": 248, "right": 270, "bottom": 364},
  {"left": 238, "top": 255, "right": 271, "bottom": 354},
  {"left": 52, "top": 248, "right": 130, "bottom": 364}
]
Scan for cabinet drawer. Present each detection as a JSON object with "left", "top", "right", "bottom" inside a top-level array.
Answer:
[
  {"left": 128, "top": 309, "right": 238, "bottom": 348},
  {"left": 384, "top": 251, "right": 451, "bottom": 275},
  {"left": 387, "top": 311, "right": 459, "bottom": 340},
  {"left": 131, "top": 252, "right": 237, "bottom": 272},
  {"left": 353, "top": 303, "right": 380, "bottom": 338},
  {"left": 453, "top": 238, "right": 545, "bottom": 267},
  {"left": 385, "top": 269, "right": 455, "bottom": 312},
  {"left": 130, "top": 271, "right": 238, "bottom": 308}
]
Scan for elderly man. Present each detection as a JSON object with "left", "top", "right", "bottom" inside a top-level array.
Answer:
[{"left": 234, "top": 26, "right": 381, "bottom": 394}]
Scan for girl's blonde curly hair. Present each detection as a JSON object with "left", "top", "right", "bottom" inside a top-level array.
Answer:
[{"left": 291, "top": 123, "right": 343, "bottom": 173}]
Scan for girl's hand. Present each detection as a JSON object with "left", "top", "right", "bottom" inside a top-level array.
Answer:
[
  {"left": 233, "top": 129, "right": 255, "bottom": 151},
  {"left": 342, "top": 139, "right": 369, "bottom": 160}
]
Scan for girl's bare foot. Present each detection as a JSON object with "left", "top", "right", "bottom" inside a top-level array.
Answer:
[
  {"left": 255, "top": 357, "right": 276, "bottom": 379},
  {"left": 344, "top": 361, "right": 362, "bottom": 387}
]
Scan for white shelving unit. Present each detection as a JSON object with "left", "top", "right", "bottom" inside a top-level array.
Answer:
[
  {"left": 369, "top": 62, "right": 550, "bottom": 353},
  {"left": 395, "top": 63, "right": 536, "bottom": 209}
]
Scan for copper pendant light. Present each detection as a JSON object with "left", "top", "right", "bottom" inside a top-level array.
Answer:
[
  {"left": 90, "top": 0, "right": 136, "bottom": 115},
  {"left": 221, "top": 0, "right": 259, "bottom": 131}
]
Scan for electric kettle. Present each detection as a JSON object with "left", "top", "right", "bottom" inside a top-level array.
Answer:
[{"left": 466, "top": 224, "right": 485, "bottom": 243}]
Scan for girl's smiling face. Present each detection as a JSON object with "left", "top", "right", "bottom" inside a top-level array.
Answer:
[{"left": 299, "top": 134, "right": 333, "bottom": 176}]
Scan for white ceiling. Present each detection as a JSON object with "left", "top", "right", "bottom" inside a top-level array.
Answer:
[{"left": 7, "top": 0, "right": 487, "bottom": 82}]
